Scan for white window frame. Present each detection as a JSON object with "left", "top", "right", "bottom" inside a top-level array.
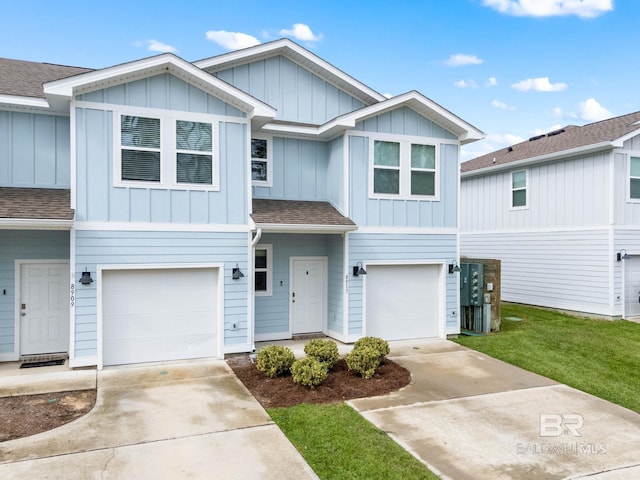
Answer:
[
  {"left": 628, "top": 155, "right": 640, "bottom": 202},
  {"left": 254, "top": 244, "right": 273, "bottom": 296},
  {"left": 113, "top": 106, "right": 220, "bottom": 191},
  {"left": 367, "top": 134, "right": 440, "bottom": 200},
  {"left": 510, "top": 169, "right": 528, "bottom": 210},
  {"left": 251, "top": 134, "right": 273, "bottom": 187}
]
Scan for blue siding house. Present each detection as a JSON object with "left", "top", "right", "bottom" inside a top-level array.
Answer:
[{"left": 0, "top": 39, "right": 483, "bottom": 368}]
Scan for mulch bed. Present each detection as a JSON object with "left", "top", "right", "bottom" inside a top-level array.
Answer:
[{"left": 227, "top": 356, "right": 411, "bottom": 408}]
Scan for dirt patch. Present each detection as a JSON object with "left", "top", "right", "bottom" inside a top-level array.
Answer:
[
  {"left": 227, "top": 356, "right": 411, "bottom": 408},
  {"left": 0, "top": 390, "right": 96, "bottom": 442}
]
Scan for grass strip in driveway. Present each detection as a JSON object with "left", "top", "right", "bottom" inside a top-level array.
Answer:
[
  {"left": 454, "top": 304, "right": 640, "bottom": 413},
  {"left": 268, "top": 403, "right": 439, "bottom": 480}
]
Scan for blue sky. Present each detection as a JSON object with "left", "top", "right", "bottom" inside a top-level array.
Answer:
[{"left": 1, "top": 0, "right": 636, "bottom": 160}]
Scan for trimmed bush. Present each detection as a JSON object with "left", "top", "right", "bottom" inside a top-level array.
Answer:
[
  {"left": 256, "top": 345, "right": 295, "bottom": 378},
  {"left": 354, "top": 336, "right": 390, "bottom": 358},
  {"left": 291, "top": 357, "right": 329, "bottom": 388},
  {"left": 346, "top": 345, "right": 380, "bottom": 379},
  {"left": 304, "top": 339, "right": 339, "bottom": 369}
]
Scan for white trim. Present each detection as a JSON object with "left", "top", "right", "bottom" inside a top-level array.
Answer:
[
  {"left": 343, "top": 131, "right": 350, "bottom": 217},
  {"left": 73, "top": 221, "right": 250, "bottom": 233},
  {"left": 69, "top": 356, "right": 98, "bottom": 368},
  {"left": 0, "top": 219, "right": 74, "bottom": 230},
  {"left": 354, "top": 227, "right": 457, "bottom": 235},
  {"left": 348, "top": 130, "right": 460, "bottom": 146},
  {"left": 289, "top": 256, "right": 328, "bottom": 335},
  {"left": 343, "top": 232, "right": 350, "bottom": 339},
  {"left": 223, "top": 343, "right": 254, "bottom": 355},
  {"left": 14, "top": 259, "right": 70, "bottom": 360},
  {"left": 460, "top": 224, "right": 611, "bottom": 235},
  {"left": 254, "top": 332, "right": 291, "bottom": 342},
  {"left": 70, "top": 101, "right": 77, "bottom": 210},
  {"left": 627, "top": 153, "right": 640, "bottom": 203},
  {"left": 0, "top": 94, "right": 50, "bottom": 110},
  {"left": 69, "top": 229, "right": 76, "bottom": 363},
  {"left": 255, "top": 223, "right": 357, "bottom": 233},
  {"left": 509, "top": 169, "right": 528, "bottom": 210},
  {"left": 250, "top": 134, "right": 273, "bottom": 187},
  {"left": 254, "top": 244, "right": 273, "bottom": 296},
  {"left": 96, "top": 262, "right": 225, "bottom": 369}
]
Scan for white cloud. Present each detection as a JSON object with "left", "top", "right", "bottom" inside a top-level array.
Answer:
[
  {"left": 482, "top": 0, "right": 613, "bottom": 19},
  {"left": 552, "top": 107, "right": 578, "bottom": 119},
  {"left": 492, "top": 99, "right": 515, "bottom": 111},
  {"left": 579, "top": 98, "right": 613, "bottom": 121},
  {"left": 486, "top": 77, "right": 498, "bottom": 87},
  {"left": 205, "top": 30, "right": 261, "bottom": 50},
  {"left": 461, "top": 132, "right": 525, "bottom": 161},
  {"left": 279, "top": 23, "right": 323, "bottom": 42},
  {"left": 445, "top": 54, "right": 483, "bottom": 67},
  {"left": 134, "top": 39, "right": 177, "bottom": 53},
  {"left": 511, "top": 77, "right": 568, "bottom": 92},
  {"left": 454, "top": 79, "right": 478, "bottom": 88}
]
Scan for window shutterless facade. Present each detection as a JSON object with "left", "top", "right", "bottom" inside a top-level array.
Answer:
[
  {"left": 251, "top": 136, "right": 272, "bottom": 187},
  {"left": 370, "top": 138, "right": 439, "bottom": 199},
  {"left": 254, "top": 245, "right": 272, "bottom": 296},
  {"left": 630, "top": 156, "right": 640, "bottom": 200},
  {"left": 511, "top": 170, "right": 527, "bottom": 208}
]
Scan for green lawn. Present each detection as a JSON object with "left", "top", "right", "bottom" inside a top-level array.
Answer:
[
  {"left": 454, "top": 303, "right": 640, "bottom": 413},
  {"left": 268, "top": 403, "right": 438, "bottom": 480}
]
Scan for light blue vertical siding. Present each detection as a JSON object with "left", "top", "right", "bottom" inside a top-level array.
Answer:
[
  {"left": 73, "top": 230, "right": 249, "bottom": 359},
  {"left": 0, "top": 230, "right": 70, "bottom": 355},
  {"left": 0, "top": 112, "right": 70, "bottom": 188},
  {"left": 252, "top": 137, "right": 328, "bottom": 201},
  {"left": 208, "top": 56, "right": 366, "bottom": 124},
  {"left": 348, "top": 233, "right": 457, "bottom": 335},
  {"left": 349, "top": 109, "right": 459, "bottom": 228},
  {"left": 254, "top": 233, "right": 343, "bottom": 337},
  {"left": 326, "top": 136, "right": 344, "bottom": 211}
]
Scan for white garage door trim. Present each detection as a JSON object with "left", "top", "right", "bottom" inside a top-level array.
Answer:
[
  {"left": 363, "top": 261, "right": 446, "bottom": 340},
  {"left": 97, "top": 263, "right": 224, "bottom": 369}
]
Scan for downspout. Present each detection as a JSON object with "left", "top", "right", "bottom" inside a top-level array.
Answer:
[
  {"left": 250, "top": 227, "right": 262, "bottom": 351},
  {"left": 251, "top": 227, "right": 263, "bottom": 247}
]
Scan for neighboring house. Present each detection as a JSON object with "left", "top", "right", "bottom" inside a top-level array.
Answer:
[
  {"left": 460, "top": 112, "right": 640, "bottom": 319},
  {"left": 0, "top": 39, "right": 483, "bottom": 368}
]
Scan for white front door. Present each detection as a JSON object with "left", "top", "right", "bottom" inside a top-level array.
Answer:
[
  {"left": 20, "top": 262, "right": 70, "bottom": 355},
  {"left": 625, "top": 256, "right": 640, "bottom": 318},
  {"left": 290, "top": 257, "right": 327, "bottom": 334}
]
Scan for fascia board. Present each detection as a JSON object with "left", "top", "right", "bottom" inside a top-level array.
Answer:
[
  {"left": 611, "top": 128, "right": 640, "bottom": 147},
  {"left": 0, "top": 94, "right": 50, "bottom": 109},
  {"left": 0, "top": 219, "right": 73, "bottom": 230},
  {"left": 256, "top": 223, "right": 358, "bottom": 234},
  {"left": 461, "top": 141, "right": 614, "bottom": 179}
]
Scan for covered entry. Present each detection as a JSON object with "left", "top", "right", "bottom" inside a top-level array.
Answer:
[
  {"left": 365, "top": 263, "right": 442, "bottom": 340},
  {"left": 101, "top": 266, "right": 221, "bottom": 366}
]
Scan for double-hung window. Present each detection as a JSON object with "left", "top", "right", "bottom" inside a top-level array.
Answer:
[
  {"left": 371, "top": 138, "right": 438, "bottom": 198},
  {"left": 116, "top": 110, "right": 218, "bottom": 190},
  {"left": 511, "top": 170, "right": 527, "bottom": 208},
  {"left": 254, "top": 245, "right": 272, "bottom": 296},
  {"left": 630, "top": 156, "right": 640, "bottom": 200},
  {"left": 251, "top": 136, "right": 272, "bottom": 186}
]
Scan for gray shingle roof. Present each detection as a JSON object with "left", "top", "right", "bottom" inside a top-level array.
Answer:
[
  {"left": 251, "top": 199, "right": 356, "bottom": 227},
  {"left": 0, "top": 188, "right": 74, "bottom": 220},
  {"left": 0, "top": 58, "right": 93, "bottom": 98},
  {"left": 462, "top": 111, "right": 640, "bottom": 173}
]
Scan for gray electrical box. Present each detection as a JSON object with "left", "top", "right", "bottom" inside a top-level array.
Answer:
[{"left": 460, "top": 263, "right": 484, "bottom": 307}]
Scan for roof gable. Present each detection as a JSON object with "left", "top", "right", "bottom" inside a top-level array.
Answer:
[{"left": 463, "top": 111, "right": 640, "bottom": 175}]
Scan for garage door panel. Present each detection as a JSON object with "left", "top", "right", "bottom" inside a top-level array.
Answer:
[
  {"left": 102, "top": 268, "right": 219, "bottom": 366},
  {"left": 366, "top": 264, "right": 440, "bottom": 341}
]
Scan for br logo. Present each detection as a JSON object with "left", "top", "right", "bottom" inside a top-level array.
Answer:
[{"left": 539, "top": 414, "right": 584, "bottom": 437}]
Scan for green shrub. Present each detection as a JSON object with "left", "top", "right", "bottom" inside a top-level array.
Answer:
[
  {"left": 354, "top": 336, "right": 390, "bottom": 358},
  {"left": 304, "top": 339, "right": 339, "bottom": 369},
  {"left": 291, "top": 357, "right": 329, "bottom": 388},
  {"left": 346, "top": 345, "right": 380, "bottom": 379},
  {"left": 256, "top": 345, "right": 295, "bottom": 378}
]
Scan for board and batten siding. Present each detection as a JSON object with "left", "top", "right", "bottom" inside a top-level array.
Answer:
[
  {"left": 461, "top": 229, "right": 613, "bottom": 316},
  {"left": 254, "top": 233, "right": 343, "bottom": 340},
  {"left": 207, "top": 56, "right": 365, "bottom": 125},
  {"left": 73, "top": 230, "right": 249, "bottom": 360},
  {"left": 349, "top": 130, "right": 459, "bottom": 228},
  {"left": 461, "top": 152, "right": 611, "bottom": 232},
  {"left": 252, "top": 137, "right": 328, "bottom": 201},
  {"left": 348, "top": 233, "right": 457, "bottom": 336},
  {"left": 613, "top": 150, "right": 640, "bottom": 226},
  {"left": 74, "top": 107, "right": 248, "bottom": 225},
  {"left": 0, "top": 230, "right": 70, "bottom": 359},
  {"left": 0, "top": 111, "right": 70, "bottom": 188},
  {"left": 326, "top": 136, "right": 345, "bottom": 212}
]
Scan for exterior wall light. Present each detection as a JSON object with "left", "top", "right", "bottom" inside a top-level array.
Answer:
[
  {"left": 79, "top": 270, "right": 93, "bottom": 285},
  {"left": 352, "top": 262, "right": 367, "bottom": 277},
  {"left": 448, "top": 260, "right": 461, "bottom": 274},
  {"left": 232, "top": 263, "right": 245, "bottom": 280},
  {"left": 617, "top": 249, "right": 631, "bottom": 261}
]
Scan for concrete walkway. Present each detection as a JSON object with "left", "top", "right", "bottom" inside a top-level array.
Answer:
[
  {"left": 0, "top": 359, "right": 317, "bottom": 479},
  {"left": 349, "top": 340, "right": 640, "bottom": 480}
]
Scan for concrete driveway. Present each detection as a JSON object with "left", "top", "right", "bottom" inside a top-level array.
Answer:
[
  {"left": 349, "top": 340, "right": 640, "bottom": 480},
  {"left": 0, "top": 359, "right": 317, "bottom": 479}
]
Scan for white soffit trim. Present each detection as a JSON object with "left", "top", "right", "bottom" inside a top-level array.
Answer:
[
  {"left": 612, "top": 127, "right": 640, "bottom": 147},
  {"left": 194, "top": 38, "right": 385, "bottom": 105},
  {"left": 0, "top": 94, "right": 50, "bottom": 110},
  {"left": 43, "top": 53, "right": 276, "bottom": 121},
  {"left": 256, "top": 223, "right": 358, "bottom": 234}
]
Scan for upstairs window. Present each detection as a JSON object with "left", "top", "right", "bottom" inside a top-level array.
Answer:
[
  {"left": 251, "top": 137, "right": 272, "bottom": 187},
  {"left": 176, "top": 120, "right": 212, "bottom": 185},
  {"left": 630, "top": 157, "right": 640, "bottom": 200},
  {"left": 371, "top": 138, "right": 438, "bottom": 199},
  {"left": 254, "top": 245, "right": 272, "bottom": 296},
  {"left": 121, "top": 115, "right": 161, "bottom": 182},
  {"left": 511, "top": 170, "right": 527, "bottom": 208}
]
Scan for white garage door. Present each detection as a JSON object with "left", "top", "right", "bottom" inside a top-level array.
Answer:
[
  {"left": 625, "top": 256, "right": 640, "bottom": 318},
  {"left": 366, "top": 264, "right": 441, "bottom": 341},
  {"left": 102, "top": 268, "right": 219, "bottom": 366}
]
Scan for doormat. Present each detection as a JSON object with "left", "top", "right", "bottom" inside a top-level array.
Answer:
[{"left": 19, "top": 359, "right": 65, "bottom": 369}]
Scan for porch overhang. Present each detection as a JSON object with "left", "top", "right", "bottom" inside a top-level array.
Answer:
[
  {"left": 251, "top": 199, "right": 357, "bottom": 234},
  {"left": 0, "top": 187, "right": 74, "bottom": 229}
]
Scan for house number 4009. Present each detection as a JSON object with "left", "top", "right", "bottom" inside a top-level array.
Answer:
[{"left": 70, "top": 283, "right": 75, "bottom": 308}]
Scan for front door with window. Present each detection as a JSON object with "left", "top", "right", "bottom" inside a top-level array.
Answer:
[
  {"left": 20, "top": 262, "right": 70, "bottom": 355},
  {"left": 290, "top": 257, "right": 327, "bottom": 334}
]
